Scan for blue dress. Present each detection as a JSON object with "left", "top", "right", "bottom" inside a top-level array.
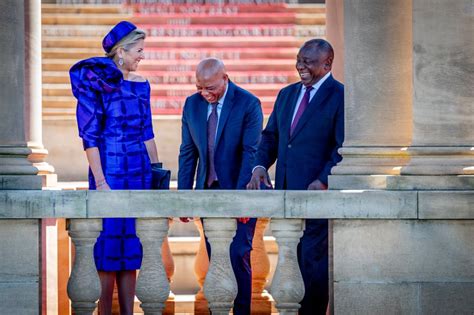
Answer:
[{"left": 70, "top": 57, "right": 154, "bottom": 271}]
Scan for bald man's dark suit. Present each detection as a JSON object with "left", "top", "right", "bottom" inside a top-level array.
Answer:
[
  {"left": 255, "top": 74, "right": 344, "bottom": 314},
  {"left": 178, "top": 80, "right": 263, "bottom": 315}
]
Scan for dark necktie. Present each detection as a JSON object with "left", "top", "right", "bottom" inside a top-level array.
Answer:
[
  {"left": 290, "top": 86, "right": 313, "bottom": 136},
  {"left": 207, "top": 102, "right": 218, "bottom": 187}
]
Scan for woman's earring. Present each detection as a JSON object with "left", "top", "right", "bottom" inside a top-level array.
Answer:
[{"left": 118, "top": 57, "right": 124, "bottom": 66}]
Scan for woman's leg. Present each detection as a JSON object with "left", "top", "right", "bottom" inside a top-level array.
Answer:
[
  {"left": 116, "top": 270, "right": 137, "bottom": 315},
  {"left": 98, "top": 271, "right": 116, "bottom": 315}
]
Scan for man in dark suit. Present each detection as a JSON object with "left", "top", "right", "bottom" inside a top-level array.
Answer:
[
  {"left": 178, "top": 58, "right": 263, "bottom": 315},
  {"left": 247, "top": 39, "right": 344, "bottom": 314}
]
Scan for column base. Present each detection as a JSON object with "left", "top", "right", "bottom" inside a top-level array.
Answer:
[
  {"left": 28, "top": 144, "right": 57, "bottom": 187},
  {"left": 0, "top": 175, "right": 42, "bottom": 190},
  {"left": 329, "top": 175, "right": 474, "bottom": 190},
  {"left": 331, "top": 146, "right": 410, "bottom": 175},
  {"left": 400, "top": 146, "right": 473, "bottom": 175}
]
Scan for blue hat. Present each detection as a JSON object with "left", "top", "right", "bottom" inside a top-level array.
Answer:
[{"left": 102, "top": 21, "right": 137, "bottom": 53}]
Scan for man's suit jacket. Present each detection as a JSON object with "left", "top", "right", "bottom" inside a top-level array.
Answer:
[
  {"left": 256, "top": 75, "right": 344, "bottom": 190},
  {"left": 178, "top": 81, "right": 263, "bottom": 190}
]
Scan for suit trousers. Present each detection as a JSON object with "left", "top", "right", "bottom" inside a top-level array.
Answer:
[{"left": 203, "top": 181, "right": 256, "bottom": 315}]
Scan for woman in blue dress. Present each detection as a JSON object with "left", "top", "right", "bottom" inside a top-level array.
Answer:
[{"left": 70, "top": 21, "right": 159, "bottom": 315}]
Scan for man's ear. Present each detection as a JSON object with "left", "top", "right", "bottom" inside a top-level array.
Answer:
[{"left": 325, "top": 56, "right": 334, "bottom": 69}]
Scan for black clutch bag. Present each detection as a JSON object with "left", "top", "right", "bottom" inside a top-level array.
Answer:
[{"left": 151, "top": 162, "right": 171, "bottom": 190}]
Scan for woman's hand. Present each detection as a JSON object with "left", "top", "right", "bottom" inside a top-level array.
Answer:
[{"left": 95, "top": 179, "right": 111, "bottom": 190}]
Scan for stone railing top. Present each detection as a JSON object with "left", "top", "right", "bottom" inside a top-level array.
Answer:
[{"left": 0, "top": 190, "right": 472, "bottom": 220}]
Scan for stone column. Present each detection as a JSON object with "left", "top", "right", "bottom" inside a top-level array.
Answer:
[
  {"left": 251, "top": 218, "right": 272, "bottom": 314},
  {"left": 0, "top": 0, "right": 41, "bottom": 190},
  {"left": 325, "top": 0, "right": 344, "bottom": 82},
  {"left": 270, "top": 219, "right": 305, "bottom": 315},
  {"left": 25, "top": 0, "right": 56, "bottom": 187},
  {"left": 400, "top": 0, "right": 473, "bottom": 185},
  {"left": 136, "top": 218, "right": 170, "bottom": 314},
  {"left": 67, "top": 219, "right": 102, "bottom": 315},
  {"left": 202, "top": 218, "right": 238, "bottom": 315},
  {"left": 330, "top": 0, "right": 413, "bottom": 189}
]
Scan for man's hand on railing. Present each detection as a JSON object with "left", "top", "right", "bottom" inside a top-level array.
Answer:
[
  {"left": 246, "top": 166, "right": 272, "bottom": 190},
  {"left": 237, "top": 217, "right": 250, "bottom": 224},
  {"left": 307, "top": 179, "right": 328, "bottom": 190}
]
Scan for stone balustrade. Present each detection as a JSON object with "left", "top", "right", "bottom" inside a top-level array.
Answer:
[{"left": 0, "top": 189, "right": 473, "bottom": 314}]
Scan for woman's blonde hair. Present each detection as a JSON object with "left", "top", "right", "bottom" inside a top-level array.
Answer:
[{"left": 106, "top": 29, "right": 146, "bottom": 58}]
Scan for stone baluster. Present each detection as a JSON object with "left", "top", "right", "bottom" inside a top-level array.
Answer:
[
  {"left": 67, "top": 219, "right": 102, "bottom": 315},
  {"left": 136, "top": 218, "right": 170, "bottom": 315},
  {"left": 251, "top": 218, "right": 272, "bottom": 314},
  {"left": 202, "top": 218, "right": 238, "bottom": 315},
  {"left": 194, "top": 219, "right": 210, "bottom": 314},
  {"left": 162, "top": 219, "right": 175, "bottom": 313},
  {"left": 270, "top": 219, "right": 305, "bottom": 315}
]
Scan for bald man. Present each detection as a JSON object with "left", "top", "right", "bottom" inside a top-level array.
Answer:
[
  {"left": 247, "top": 39, "right": 344, "bottom": 314},
  {"left": 178, "top": 58, "right": 263, "bottom": 314}
]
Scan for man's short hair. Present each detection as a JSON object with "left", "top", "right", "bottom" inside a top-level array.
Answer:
[{"left": 302, "top": 39, "right": 334, "bottom": 58}]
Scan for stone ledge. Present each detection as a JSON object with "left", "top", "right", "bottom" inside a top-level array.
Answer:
[
  {"left": 0, "top": 189, "right": 473, "bottom": 220},
  {"left": 419, "top": 191, "right": 474, "bottom": 219},
  {"left": 0, "top": 190, "right": 86, "bottom": 218},
  {"left": 87, "top": 190, "right": 286, "bottom": 218},
  {"left": 285, "top": 190, "right": 417, "bottom": 219},
  {"left": 329, "top": 175, "right": 474, "bottom": 190}
]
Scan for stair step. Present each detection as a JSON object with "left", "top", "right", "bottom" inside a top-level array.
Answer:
[
  {"left": 129, "top": 3, "right": 315, "bottom": 14},
  {"left": 42, "top": 13, "right": 298, "bottom": 25},
  {"left": 42, "top": 13, "right": 131, "bottom": 25},
  {"left": 287, "top": 3, "right": 326, "bottom": 14},
  {"left": 43, "top": 70, "right": 299, "bottom": 85},
  {"left": 42, "top": 47, "right": 300, "bottom": 60},
  {"left": 42, "top": 3, "right": 325, "bottom": 15},
  {"left": 43, "top": 24, "right": 319, "bottom": 38},
  {"left": 43, "top": 58, "right": 297, "bottom": 72},
  {"left": 43, "top": 96, "right": 277, "bottom": 113},
  {"left": 43, "top": 83, "right": 288, "bottom": 98},
  {"left": 43, "top": 36, "right": 304, "bottom": 49},
  {"left": 42, "top": 4, "right": 126, "bottom": 14},
  {"left": 296, "top": 13, "right": 326, "bottom": 25}
]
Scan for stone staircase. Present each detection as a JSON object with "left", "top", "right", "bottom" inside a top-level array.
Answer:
[{"left": 42, "top": 1, "right": 325, "bottom": 117}]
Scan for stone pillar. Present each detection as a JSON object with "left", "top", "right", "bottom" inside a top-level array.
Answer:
[
  {"left": 251, "top": 218, "right": 272, "bottom": 314},
  {"left": 67, "top": 219, "right": 102, "bottom": 315},
  {"left": 193, "top": 219, "right": 210, "bottom": 314},
  {"left": 0, "top": 0, "right": 41, "bottom": 190},
  {"left": 330, "top": 0, "right": 413, "bottom": 189},
  {"left": 270, "top": 219, "right": 305, "bottom": 315},
  {"left": 330, "top": 1, "right": 474, "bottom": 314},
  {"left": 24, "top": 0, "right": 56, "bottom": 187},
  {"left": 0, "top": 1, "right": 42, "bottom": 313},
  {"left": 325, "top": 0, "right": 344, "bottom": 82},
  {"left": 202, "top": 218, "right": 238, "bottom": 315},
  {"left": 136, "top": 218, "right": 171, "bottom": 314},
  {"left": 400, "top": 0, "right": 473, "bottom": 183}
]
